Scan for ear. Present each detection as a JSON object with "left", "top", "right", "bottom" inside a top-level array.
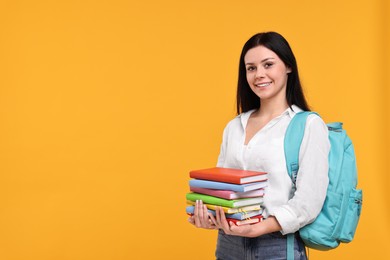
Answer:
[{"left": 286, "top": 66, "right": 292, "bottom": 74}]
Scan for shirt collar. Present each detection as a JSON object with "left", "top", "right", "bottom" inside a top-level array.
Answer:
[
  {"left": 239, "top": 109, "right": 255, "bottom": 129},
  {"left": 287, "top": 104, "right": 303, "bottom": 118},
  {"left": 239, "top": 104, "right": 303, "bottom": 129}
]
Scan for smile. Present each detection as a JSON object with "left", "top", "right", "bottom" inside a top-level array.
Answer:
[{"left": 255, "top": 82, "right": 272, "bottom": 87}]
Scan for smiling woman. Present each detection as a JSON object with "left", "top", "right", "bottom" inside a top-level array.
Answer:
[
  {"left": 243, "top": 45, "right": 293, "bottom": 141},
  {"left": 0, "top": 0, "right": 387, "bottom": 258},
  {"left": 188, "top": 32, "right": 330, "bottom": 260}
]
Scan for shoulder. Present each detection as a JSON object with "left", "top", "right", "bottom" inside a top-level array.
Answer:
[
  {"left": 290, "top": 106, "right": 327, "bottom": 129},
  {"left": 295, "top": 111, "right": 331, "bottom": 155},
  {"left": 307, "top": 113, "right": 327, "bottom": 129},
  {"left": 304, "top": 113, "right": 329, "bottom": 139},
  {"left": 289, "top": 108, "right": 329, "bottom": 136}
]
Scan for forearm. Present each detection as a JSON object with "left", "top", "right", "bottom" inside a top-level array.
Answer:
[{"left": 244, "top": 216, "right": 282, "bottom": 237}]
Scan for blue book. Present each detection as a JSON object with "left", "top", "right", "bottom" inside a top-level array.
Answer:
[
  {"left": 225, "top": 210, "right": 263, "bottom": 220},
  {"left": 186, "top": 205, "right": 215, "bottom": 216},
  {"left": 189, "top": 179, "right": 267, "bottom": 192}
]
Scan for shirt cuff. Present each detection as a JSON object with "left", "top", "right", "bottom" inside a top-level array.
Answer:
[{"left": 273, "top": 206, "right": 300, "bottom": 235}]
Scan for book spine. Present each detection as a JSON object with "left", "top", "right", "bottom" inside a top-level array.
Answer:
[
  {"left": 190, "top": 187, "right": 233, "bottom": 199},
  {"left": 227, "top": 216, "right": 262, "bottom": 226},
  {"left": 189, "top": 173, "right": 241, "bottom": 184},
  {"left": 186, "top": 206, "right": 216, "bottom": 216},
  {"left": 225, "top": 211, "right": 262, "bottom": 220},
  {"left": 186, "top": 200, "right": 253, "bottom": 214},
  {"left": 186, "top": 193, "right": 234, "bottom": 208},
  {"left": 189, "top": 179, "right": 246, "bottom": 192}
]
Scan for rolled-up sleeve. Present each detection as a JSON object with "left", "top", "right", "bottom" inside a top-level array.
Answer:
[{"left": 273, "top": 115, "right": 330, "bottom": 234}]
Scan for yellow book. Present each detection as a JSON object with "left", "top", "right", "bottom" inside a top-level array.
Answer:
[{"left": 186, "top": 200, "right": 262, "bottom": 214}]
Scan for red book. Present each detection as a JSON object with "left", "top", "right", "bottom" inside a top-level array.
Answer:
[
  {"left": 190, "top": 167, "right": 267, "bottom": 184},
  {"left": 227, "top": 215, "right": 263, "bottom": 226}
]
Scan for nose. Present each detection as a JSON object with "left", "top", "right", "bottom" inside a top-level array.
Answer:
[{"left": 255, "top": 67, "right": 265, "bottom": 79}]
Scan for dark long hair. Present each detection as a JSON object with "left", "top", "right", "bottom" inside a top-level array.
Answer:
[{"left": 236, "top": 32, "right": 310, "bottom": 114}]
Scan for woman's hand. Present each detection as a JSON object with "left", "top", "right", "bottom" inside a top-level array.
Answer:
[
  {"left": 214, "top": 206, "right": 257, "bottom": 237},
  {"left": 188, "top": 202, "right": 282, "bottom": 237},
  {"left": 188, "top": 200, "right": 218, "bottom": 230}
]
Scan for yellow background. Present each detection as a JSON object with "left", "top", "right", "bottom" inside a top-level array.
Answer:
[{"left": 0, "top": 0, "right": 388, "bottom": 259}]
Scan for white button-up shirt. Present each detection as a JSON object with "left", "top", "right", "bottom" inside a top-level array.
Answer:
[{"left": 217, "top": 105, "right": 330, "bottom": 234}]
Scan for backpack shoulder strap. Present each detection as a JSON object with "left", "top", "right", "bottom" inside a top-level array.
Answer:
[
  {"left": 284, "top": 111, "right": 319, "bottom": 185},
  {"left": 285, "top": 111, "right": 319, "bottom": 260}
]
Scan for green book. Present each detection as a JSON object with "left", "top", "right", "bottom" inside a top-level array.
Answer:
[{"left": 186, "top": 192, "right": 263, "bottom": 208}]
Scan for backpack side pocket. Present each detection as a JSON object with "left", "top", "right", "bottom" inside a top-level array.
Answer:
[{"left": 339, "top": 188, "right": 363, "bottom": 242}]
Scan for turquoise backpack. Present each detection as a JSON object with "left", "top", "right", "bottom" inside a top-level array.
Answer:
[{"left": 284, "top": 112, "right": 363, "bottom": 260}]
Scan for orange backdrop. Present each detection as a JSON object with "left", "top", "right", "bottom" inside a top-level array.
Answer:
[{"left": 0, "top": 0, "right": 389, "bottom": 259}]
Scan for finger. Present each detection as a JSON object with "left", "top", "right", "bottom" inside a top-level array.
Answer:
[
  {"left": 209, "top": 212, "right": 218, "bottom": 226},
  {"left": 196, "top": 200, "right": 203, "bottom": 218},
  {"left": 215, "top": 206, "right": 221, "bottom": 226},
  {"left": 201, "top": 204, "right": 212, "bottom": 227},
  {"left": 207, "top": 211, "right": 219, "bottom": 229},
  {"left": 194, "top": 200, "right": 202, "bottom": 227},
  {"left": 197, "top": 200, "right": 211, "bottom": 228},
  {"left": 188, "top": 216, "right": 195, "bottom": 225},
  {"left": 199, "top": 200, "right": 208, "bottom": 227},
  {"left": 203, "top": 204, "right": 210, "bottom": 219},
  {"left": 208, "top": 217, "right": 218, "bottom": 229},
  {"left": 216, "top": 206, "right": 225, "bottom": 224},
  {"left": 215, "top": 207, "right": 221, "bottom": 223},
  {"left": 217, "top": 207, "right": 232, "bottom": 234}
]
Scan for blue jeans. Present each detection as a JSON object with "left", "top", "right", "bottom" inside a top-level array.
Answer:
[{"left": 216, "top": 230, "right": 307, "bottom": 260}]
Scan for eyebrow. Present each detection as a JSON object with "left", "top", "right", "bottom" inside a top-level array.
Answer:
[{"left": 245, "top": 57, "right": 275, "bottom": 65}]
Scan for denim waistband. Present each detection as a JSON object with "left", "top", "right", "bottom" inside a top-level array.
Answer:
[{"left": 216, "top": 230, "right": 307, "bottom": 260}]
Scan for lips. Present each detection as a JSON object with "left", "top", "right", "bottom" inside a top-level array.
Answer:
[{"left": 255, "top": 82, "right": 272, "bottom": 87}]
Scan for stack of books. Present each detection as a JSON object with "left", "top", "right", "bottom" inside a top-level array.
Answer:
[{"left": 186, "top": 167, "right": 267, "bottom": 226}]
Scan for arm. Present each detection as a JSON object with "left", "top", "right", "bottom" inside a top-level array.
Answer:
[{"left": 273, "top": 115, "right": 330, "bottom": 234}]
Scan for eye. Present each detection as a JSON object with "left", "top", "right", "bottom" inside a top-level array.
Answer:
[
  {"left": 246, "top": 66, "right": 256, "bottom": 71},
  {"left": 264, "top": 62, "right": 274, "bottom": 68}
]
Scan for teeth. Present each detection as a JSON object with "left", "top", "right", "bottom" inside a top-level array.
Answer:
[{"left": 256, "top": 82, "right": 271, "bottom": 87}]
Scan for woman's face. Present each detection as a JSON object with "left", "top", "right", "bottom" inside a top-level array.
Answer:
[{"left": 244, "top": 45, "right": 291, "bottom": 104}]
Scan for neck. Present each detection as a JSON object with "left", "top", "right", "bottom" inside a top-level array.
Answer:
[{"left": 257, "top": 99, "right": 289, "bottom": 118}]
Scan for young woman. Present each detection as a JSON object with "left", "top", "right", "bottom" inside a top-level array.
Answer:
[{"left": 188, "top": 32, "right": 330, "bottom": 260}]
